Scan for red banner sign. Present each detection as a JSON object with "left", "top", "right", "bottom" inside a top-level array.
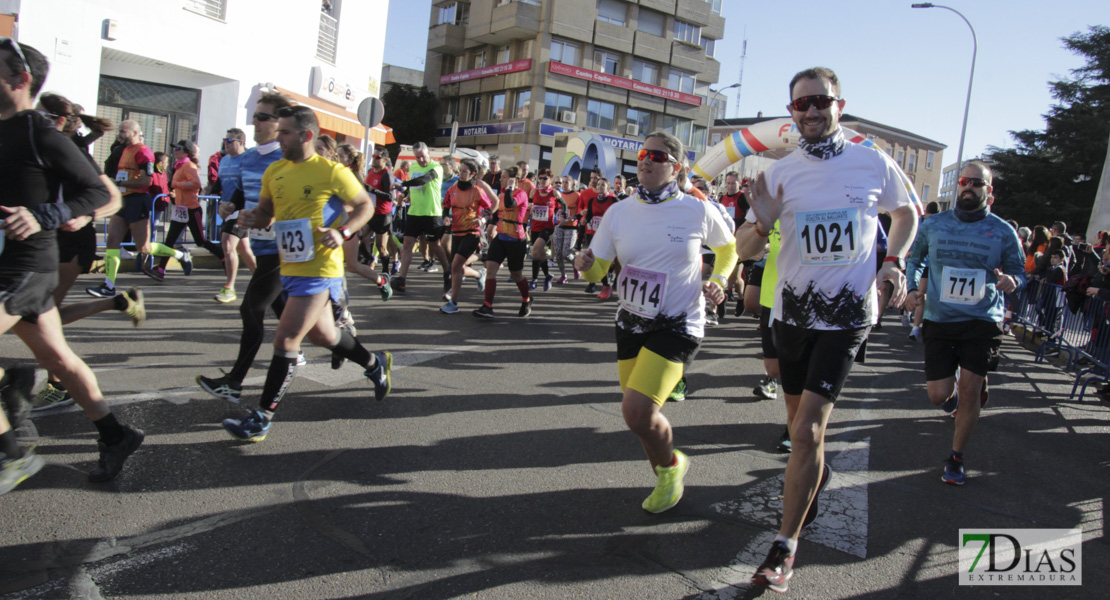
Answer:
[
  {"left": 440, "top": 59, "right": 533, "bottom": 85},
  {"left": 547, "top": 61, "right": 703, "bottom": 106}
]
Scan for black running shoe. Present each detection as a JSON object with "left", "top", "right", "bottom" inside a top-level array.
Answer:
[
  {"left": 474, "top": 304, "right": 496, "bottom": 318},
  {"left": 88, "top": 426, "right": 144, "bottom": 482},
  {"left": 776, "top": 427, "right": 792, "bottom": 453},
  {"left": 518, "top": 297, "right": 533, "bottom": 317},
  {"left": 389, "top": 276, "right": 406, "bottom": 294},
  {"left": 751, "top": 540, "right": 795, "bottom": 593},
  {"left": 802, "top": 463, "right": 832, "bottom": 528}
]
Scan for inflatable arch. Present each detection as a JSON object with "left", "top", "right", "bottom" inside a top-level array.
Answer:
[
  {"left": 691, "top": 117, "right": 921, "bottom": 209},
  {"left": 554, "top": 132, "right": 621, "bottom": 182}
]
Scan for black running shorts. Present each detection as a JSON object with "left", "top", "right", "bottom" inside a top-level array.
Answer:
[
  {"left": 488, "top": 237, "right": 527, "bottom": 272},
  {"left": 923, "top": 319, "right": 1003, "bottom": 380},
  {"left": 452, "top": 233, "right": 481, "bottom": 261},
  {"left": 0, "top": 271, "right": 58, "bottom": 324},
  {"left": 119, "top": 193, "right": 152, "bottom": 224},
  {"left": 57, "top": 223, "right": 97, "bottom": 273},
  {"left": 404, "top": 215, "right": 443, "bottom": 242},
  {"left": 772, "top": 320, "right": 869, "bottom": 401},
  {"left": 368, "top": 213, "right": 393, "bottom": 235}
]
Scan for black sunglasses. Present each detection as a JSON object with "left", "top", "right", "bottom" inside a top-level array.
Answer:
[
  {"left": 0, "top": 37, "right": 30, "bottom": 75},
  {"left": 790, "top": 95, "right": 840, "bottom": 112},
  {"left": 223, "top": 137, "right": 241, "bottom": 143},
  {"left": 252, "top": 111, "right": 279, "bottom": 122}
]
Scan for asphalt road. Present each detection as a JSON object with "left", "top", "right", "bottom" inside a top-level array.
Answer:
[{"left": 1, "top": 265, "right": 1107, "bottom": 599}]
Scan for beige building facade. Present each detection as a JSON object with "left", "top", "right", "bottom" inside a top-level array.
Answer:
[{"left": 426, "top": 0, "right": 724, "bottom": 178}]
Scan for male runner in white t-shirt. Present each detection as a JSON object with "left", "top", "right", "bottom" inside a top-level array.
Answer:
[{"left": 737, "top": 66, "right": 919, "bottom": 593}]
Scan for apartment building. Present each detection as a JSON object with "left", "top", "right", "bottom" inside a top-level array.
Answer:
[
  {"left": 6, "top": 0, "right": 389, "bottom": 166},
  {"left": 425, "top": 0, "right": 724, "bottom": 178}
]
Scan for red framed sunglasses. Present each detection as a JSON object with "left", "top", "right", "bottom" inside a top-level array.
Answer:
[
  {"left": 637, "top": 148, "right": 677, "bottom": 164},
  {"left": 790, "top": 95, "right": 840, "bottom": 112}
]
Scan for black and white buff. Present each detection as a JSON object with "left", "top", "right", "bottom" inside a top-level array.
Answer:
[
  {"left": 798, "top": 128, "right": 847, "bottom": 160},
  {"left": 635, "top": 181, "right": 681, "bottom": 205}
]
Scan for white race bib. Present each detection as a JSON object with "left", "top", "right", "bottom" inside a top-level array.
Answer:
[
  {"left": 245, "top": 201, "right": 275, "bottom": 240},
  {"left": 170, "top": 205, "right": 189, "bottom": 223},
  {"left": 726, "top": 205, "right": 736, "bottom": 220},
  {"left": 274, "top": 218, "right": 315, "bottom": 263},
  {"left": 940, "top": 266, "right": 986, "bottom": 305},
  {"left": 114, "top": 171, "right": 129, "bottom": 183},
  {"left": 618, "top": 266, "right": 667, "bottom": 318},
  {"left": 795, "top": 208, "right": 861, "bottom": 266},
  {"left": 589, "top": 216, "right": 602, "bottom": 231},
  {"left": 531, "top": 206, "right": 549, "bottom": 222}
]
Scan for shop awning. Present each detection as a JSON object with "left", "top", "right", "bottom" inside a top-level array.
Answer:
[{"left": 273, "top": 85, "right": 392, "bottom": 143}]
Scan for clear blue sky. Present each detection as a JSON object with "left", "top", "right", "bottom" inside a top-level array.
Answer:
[{"left": 385, "top": 1, "right": 1106, "bottom": 167}]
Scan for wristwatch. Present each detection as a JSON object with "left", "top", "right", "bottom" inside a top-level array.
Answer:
[
  {"left": 883, "top": 256, "right": 906, "bottom": 270},
  {"left": 339, "top": 226, "right": 354, "bottom": 241}
]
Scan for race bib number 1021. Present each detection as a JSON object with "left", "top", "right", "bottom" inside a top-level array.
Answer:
[{"left": 796, "top": 208, "right": 861, "bottom": 266}]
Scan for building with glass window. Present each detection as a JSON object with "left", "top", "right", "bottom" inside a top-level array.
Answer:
[
  {"left": 5, "top": 0, "right": 389, "bottom": 167},
  {"left": 710, "top": 114, "right": 946, "bottom": 205},
  {"left": 426, "top": 0, "right": 724, "bottom": 179}
]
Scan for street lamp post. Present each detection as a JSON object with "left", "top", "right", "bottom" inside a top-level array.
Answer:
[
  {"left": 706, "top": 82, "right": 742, "bottom": 153},
  {"left": 912, "top": 3, "right": 977, "bottom": 182}
]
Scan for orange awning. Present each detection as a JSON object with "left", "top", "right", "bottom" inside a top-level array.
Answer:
[{"left": 273, "top": 86, "right": 392, "bottom": 142}]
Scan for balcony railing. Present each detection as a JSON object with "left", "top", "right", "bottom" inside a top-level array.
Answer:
[
  {"left": 183, "top": 0, "right": 226, "bottom": 21},
  {"left": 317, "top": 12, "right": 338, "bottom": 64}
]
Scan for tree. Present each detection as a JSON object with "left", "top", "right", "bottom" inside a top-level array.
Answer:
[
  {"left": 987, "top": 25, "right": 1110, "bottom": 234},
  {"left": 379, "top": 84, "right": 440, "bottom": 160}
]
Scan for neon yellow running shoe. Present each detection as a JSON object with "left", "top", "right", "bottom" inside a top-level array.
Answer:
[{"left": 642, "top": 449, "right": 689, "bottom": 513}]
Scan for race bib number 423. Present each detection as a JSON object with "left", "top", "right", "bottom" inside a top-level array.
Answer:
[
  {"left": 941, "top": 266, "right": 986, "bottom": 305},
  {"left": 796, "top": 208, "right": 861, "bottom": 266},
  {"left": 618, "top": 266, "right": 667, "bottom": 318},
  {"left": 274, "top": 218, "right": 315, "bottom": 263}
]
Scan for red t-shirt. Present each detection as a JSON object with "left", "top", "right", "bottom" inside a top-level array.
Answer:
[
  {"left": 445, "top": 184, "right": 492, "bottom": 235},
  {"left": 530, "top": 188, "right": 559, "bottom": 232},
  {"left": 586, "top": 193, "right": 618, "bottom": 234},
  {"left": 497, "top": 188, "right": 530, "bottom": 240},
  {"left": 207, "top": 151, "right": 222, "bottom": 186},
  {"left": 576, "top": 188, "right": 596, "bottom": 215},
  {"left": 365, "top": 167, "right": 393, "bottom": 215}
]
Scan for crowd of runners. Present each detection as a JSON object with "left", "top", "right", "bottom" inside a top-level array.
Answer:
[{"left": 2, "top": 43, "right": 1034, "bottom": 594}]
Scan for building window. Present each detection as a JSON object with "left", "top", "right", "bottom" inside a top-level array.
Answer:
[
  {"left": 636, "top": 8, "right": 665, "bottom": 36},
  {"left": 437, "top": 2, "right": 469, "bottom": 26},
  {"left": 674, "top": 20, "right": 701, "bottom": 45},
  {"left": 597, "top": 0, "right": 626, "bottom": 26},
  {"left": 594, "top": 50, "right": 621, "bottom": 75},
  {"left": 551, "top": 38, "right": 580, "bottom": 66},
  {"left": 922, "top": 183, "right": 931, "bottom": 202},
  {"left": 907, "top": 152, "right": 917, "bottom": 172},
  {"left": 496, "top": 45, "right": 511, "bottom": 64},
  {"left": 631, "top": 59, "right": 658, "bottom": 85},
  {"left": 490, "top": 93, "right": 506, "bottom": 120},
  {"left": 472, "top": 50, "right": 487, "bottom": 70},
  {"left": 184, "top": 0, "right": 227, "bottom": 21},
  {"left": 627, "top": 108, "right": 651, "bottom": 136},
  {"left": 587, "top": 100, "right": 616, "bottom": 130},
  {"left": 668, "top": 68, "right": 695, "bottom": 95},
  {"left": 661, "top": 115, "right": 692, "bottom": 145},
  {"left": 543, "top": 91, "right": 574, "bottom": 120},
  {"left": 926, "top": 150, "right": 935, "bottom": 170},
  {"left": 467, "top": 95, "right": 483, "bottom": 122},
  {"left": 515, "top": 90, "right": 532, "bottom": 119},
  {"left": 692, "top": 125, "right": 707, "bottom": 153},
  {"left": 706, "top": 0, "right": 723, "bottom": 15},
  {"left": 445, "top": 97, "right": 460, "bottom": 121},
  {"left": 699, "top": 37, "right": 716, "bottom": 58},
  {"left": 896, "top": 149, "right": 905, "bottom": 167}
]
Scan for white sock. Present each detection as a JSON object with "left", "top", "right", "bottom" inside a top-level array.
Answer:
[
  {"left": 174, "top": 249, "right": 185, "bottom": 260},
  {"left": 774, "top": 535, "right": 798, "bottom": 554}
]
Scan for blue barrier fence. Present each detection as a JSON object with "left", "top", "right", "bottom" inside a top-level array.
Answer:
[
  {"left": 99, "top": 195, "right": 222, "bottom": 250},
  {"left": 1010, "top": 280, "right": 1110, "bottom": 401}
]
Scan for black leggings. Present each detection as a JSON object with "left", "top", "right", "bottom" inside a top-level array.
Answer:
[
  {"left": 158, "top": 206, "right": 224, "bottom": 268},
  {"left": 227, "top": 253, "right": 285, "bottom": 384}
]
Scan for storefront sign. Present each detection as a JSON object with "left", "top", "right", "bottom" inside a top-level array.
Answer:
[
  {"left": 541, "top": 123, "right": 695, "bottom": 160},
  {"left": 440, "top": 59, "right": 533, "bottom": 85},
  {"left": 435, "top": 121, "right": 526, "bottom": 138},
  {"left": 311, "top": 65, "right": 359, "bottom": 109},
  {"left": 548, "top": 62, "right": 702, "bottom": 106}
]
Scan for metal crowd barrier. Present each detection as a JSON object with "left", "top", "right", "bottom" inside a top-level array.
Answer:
[
  {"left": 98, "top": 194, "right": 222, "bottom": 250},
  {"left": 1010, "top": 280, "right": 1110, "bottom": 401}
]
